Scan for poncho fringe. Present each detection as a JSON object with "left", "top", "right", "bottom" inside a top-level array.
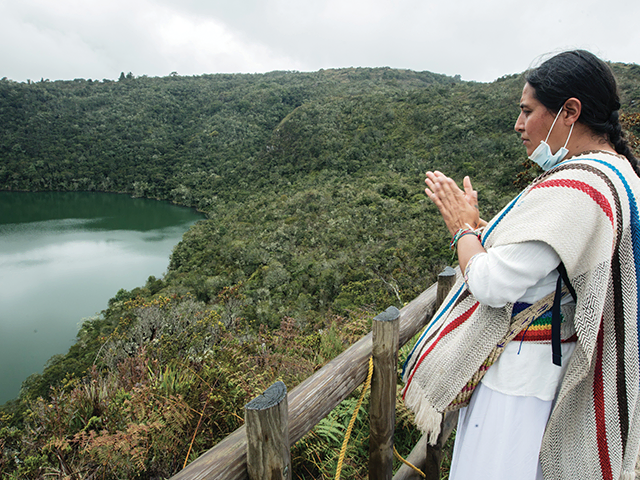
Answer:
[{"left": 402, "top": 152, "right": 640, "bottom": 480}]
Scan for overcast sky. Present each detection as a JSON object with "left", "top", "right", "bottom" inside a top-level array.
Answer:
[{"left": 1, "top": 0, "right": 638, "bottom": 84}]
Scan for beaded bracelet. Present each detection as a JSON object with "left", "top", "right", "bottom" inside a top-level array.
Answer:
[
  {"left": 450, "top": 227, "right": 473, "bottom": 250},
  {"left": 450, "top": 225, "right": 481, "bottom": 250}
]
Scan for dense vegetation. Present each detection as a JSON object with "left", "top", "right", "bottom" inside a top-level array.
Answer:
[{"left": 1, "top": 63, "right": 639, "bottom": 479}]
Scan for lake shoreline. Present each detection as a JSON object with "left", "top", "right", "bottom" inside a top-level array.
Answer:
[{"left": 0, "top": 191, "right": 204, "bottom": 404}]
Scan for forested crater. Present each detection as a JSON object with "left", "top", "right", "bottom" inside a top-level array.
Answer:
[{"left": 1, "top": 64, "right": 638, "bottom": 478}]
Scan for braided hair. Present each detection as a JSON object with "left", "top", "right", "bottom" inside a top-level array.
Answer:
[{"left": 526, "top": 50, "right": 640, "bottom": 176}]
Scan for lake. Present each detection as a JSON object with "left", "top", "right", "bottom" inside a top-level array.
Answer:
[{"left": 0, "top": 191, "right": 204, "bottom": 404}]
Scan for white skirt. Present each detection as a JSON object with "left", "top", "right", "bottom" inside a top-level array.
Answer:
[{"left": 449, "top": 383, "right": 552, "bottom": 480}]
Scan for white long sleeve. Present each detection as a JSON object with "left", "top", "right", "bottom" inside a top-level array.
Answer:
[{"left": 465, "top": 241, "right": 561, "bottom": 307}]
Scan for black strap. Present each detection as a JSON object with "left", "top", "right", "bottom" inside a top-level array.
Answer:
[
  {"left": 552, "top": 262, "right": 577, "bottom": 366},
  {"left": 557, "top": 262, "right": 577, "bottom": 301}
]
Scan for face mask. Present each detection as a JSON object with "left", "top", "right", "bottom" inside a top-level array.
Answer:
[{"left": 528, "top": 106, "right": 574, "bottom": 171}]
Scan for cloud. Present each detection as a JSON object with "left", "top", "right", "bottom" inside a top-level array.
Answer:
[
  {"left": 0, "top": 0, "right": 152, "bottom": 80},
  {"left": 0, "top": 0, "right": 303, "bottom": 81},
  {"left": 145, "top": 5, "right": 305, "bottom": 76},
  {"left": 153, "top": 0, "right": 640, "bottom": 81},
  {"left": 0, "top": 0, "right": 638, "bottom": 83}
]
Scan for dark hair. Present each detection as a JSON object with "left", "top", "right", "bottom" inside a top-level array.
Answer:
[{"left": 526, "top": 50, "right": 639, "bottom": 175}]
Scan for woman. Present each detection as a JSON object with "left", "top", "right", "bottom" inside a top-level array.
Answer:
[{"left": 402, "top": 50, "right": 640, "bottom": 480}]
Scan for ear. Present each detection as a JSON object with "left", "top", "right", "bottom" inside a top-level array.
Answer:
[{"left": 562, "top": 97, "right": 582, "bottom": 125}]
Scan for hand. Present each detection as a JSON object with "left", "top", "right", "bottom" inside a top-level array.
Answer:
[
  {"left": 425, "top": 171, "right": 481, "bottom": 235},
  {"left": 461, "top": 175, "right": 478, "bottom": 210}
]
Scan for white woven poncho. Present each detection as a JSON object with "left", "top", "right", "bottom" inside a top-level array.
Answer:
[{"left": 402, "top": 151, "right": 640, "bottom": 480}]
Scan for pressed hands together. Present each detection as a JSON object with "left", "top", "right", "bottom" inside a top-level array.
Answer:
[{"left": 424, "top": 171, "right": 487, "bottom": 273}]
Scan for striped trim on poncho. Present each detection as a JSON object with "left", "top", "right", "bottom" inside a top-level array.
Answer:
[{"left": 402, "top": 151, "right": 640, "bottom": 480}]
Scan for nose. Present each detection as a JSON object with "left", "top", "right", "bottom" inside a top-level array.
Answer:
[{"left": 514, "top": 112, "right": 525, "bottom": 133}]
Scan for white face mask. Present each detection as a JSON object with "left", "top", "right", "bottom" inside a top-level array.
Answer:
[{"left": 528, "top": 106, "right": 574, "bottom": 171}]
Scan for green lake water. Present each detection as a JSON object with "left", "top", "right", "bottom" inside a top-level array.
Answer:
[{"left": 0, "top": 191, "right": 204, "bottom": 404}]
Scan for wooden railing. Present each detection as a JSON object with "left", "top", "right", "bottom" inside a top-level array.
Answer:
[{"left": 170, "top": 267, "right": 458, "bottom": 480}]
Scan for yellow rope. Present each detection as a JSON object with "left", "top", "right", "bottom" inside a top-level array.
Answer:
[
  {"left": 335, "top": 356, "right": 374, "bottom": 480},
  {"left": 393, "top": 445, "right": 426, "bottom": 478},
  {"left": 334, "top": 356, "right": 426, "bottom": 480}
]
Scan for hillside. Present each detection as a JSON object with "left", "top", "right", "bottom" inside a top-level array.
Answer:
[{"left": 1, "top": 64, "right": 639, "bottom": 479}]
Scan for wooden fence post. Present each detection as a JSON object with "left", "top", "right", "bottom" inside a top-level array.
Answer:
[
  {"left": 370, "top": 306, "right": 400, "bottom": 480},
  {"left": 245, "top": 381, "right": 291, "bottom": 480},
  {"left": 424, "top": 411, "right": 458, "bottom": 480},
  {"left": 436, "top": 266, "right": 456, "bottom": 311}
]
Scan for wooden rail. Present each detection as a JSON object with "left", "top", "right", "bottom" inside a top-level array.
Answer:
[{"left": 170, "top": 268, "right": 457, "bottom": 480}]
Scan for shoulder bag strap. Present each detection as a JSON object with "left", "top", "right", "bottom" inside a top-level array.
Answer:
[{"left": 552, "top": 262, "right": 577, "bottom": 366}]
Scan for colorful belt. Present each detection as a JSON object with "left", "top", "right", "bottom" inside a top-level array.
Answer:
[{"left": 512, "top": 302, "right": 577, "bottom": 343}]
